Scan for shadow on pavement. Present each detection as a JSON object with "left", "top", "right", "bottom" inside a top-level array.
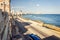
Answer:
[
  {"left": 42, "top": 35, "right": 60, "bottom": 40},
  {"left": 15, "top": 20, "right": 32, "bottom": 34}
]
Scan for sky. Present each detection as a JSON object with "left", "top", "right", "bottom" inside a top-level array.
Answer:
[{"left": 11, "top": 0, "right": 60, "bottom": 14}]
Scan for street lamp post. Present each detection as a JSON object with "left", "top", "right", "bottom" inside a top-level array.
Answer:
[
  {"left": 20, "top": 10, "right": 22, "bottom": 17},
  {"left": 3, "top": 0, "right": 6, "bottom": 13}
]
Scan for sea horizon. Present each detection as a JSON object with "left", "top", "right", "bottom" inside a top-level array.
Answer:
[{"left": 22, "top": 14, "right": 60, "bottom": 27}]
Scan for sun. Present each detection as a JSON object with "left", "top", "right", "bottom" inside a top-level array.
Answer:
[{"left": 36, "top": 4, "right": 40, "bottom": 7}]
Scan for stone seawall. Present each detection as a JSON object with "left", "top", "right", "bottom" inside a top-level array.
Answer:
[{"left": 21, "top": 17, "right": 60, "bottom": 32}]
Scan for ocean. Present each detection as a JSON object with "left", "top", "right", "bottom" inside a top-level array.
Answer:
[{"left": 21, "top": 14, "right": 60, "bottom": 27}]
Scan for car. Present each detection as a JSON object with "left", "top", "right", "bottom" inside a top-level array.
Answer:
[{"left": 28, "top": 34, "right": 41, "bottom": 40}]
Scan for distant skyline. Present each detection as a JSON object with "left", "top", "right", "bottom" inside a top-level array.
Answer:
[{"left": 11, "top": 0, "right": 60, "bottom": 14}]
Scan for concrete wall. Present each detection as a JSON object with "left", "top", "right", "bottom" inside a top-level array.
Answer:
[
  {"left": 0, "top": 9, "right": 4, "bottom": 37},
  {"left": 0, "top": 9, "right": 3, "bottom": 22}
]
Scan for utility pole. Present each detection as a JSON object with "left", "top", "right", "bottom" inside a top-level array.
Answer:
[
  {"left": 20, "top": 10, "right": 22, "bottom": 17},
  {"left": 3, "top": 0, "right": 6, "bottom": 20},
  {"left": 3, "top": 0, "right": 5, "bottom": 13}
]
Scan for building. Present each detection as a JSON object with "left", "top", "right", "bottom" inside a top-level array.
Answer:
[
  {"left": 0, "top": 0, "right": 11, "bottom": 14},
  {"left": 0, "top": 0, "right": 11, "bottom": 40}
]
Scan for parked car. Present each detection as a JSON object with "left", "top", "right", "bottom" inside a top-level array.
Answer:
[{"left": 28, "top": 34, "right": 41, "bottom": 40}]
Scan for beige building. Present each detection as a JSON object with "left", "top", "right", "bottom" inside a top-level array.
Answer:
[
  {"left": 0, "top": 0, "right": 11, "bottom": 14},
  {"left": 0, "top": 0, "right": 11, "bottom": 40}
]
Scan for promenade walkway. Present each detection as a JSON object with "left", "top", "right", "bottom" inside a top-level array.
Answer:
[{"left": 17, "top": 16, "right": 60, "bottom": 39}]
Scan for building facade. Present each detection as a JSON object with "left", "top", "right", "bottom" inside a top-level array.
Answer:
[{"left": 0, "top": 0, "right": 11, "bottom": 14}]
